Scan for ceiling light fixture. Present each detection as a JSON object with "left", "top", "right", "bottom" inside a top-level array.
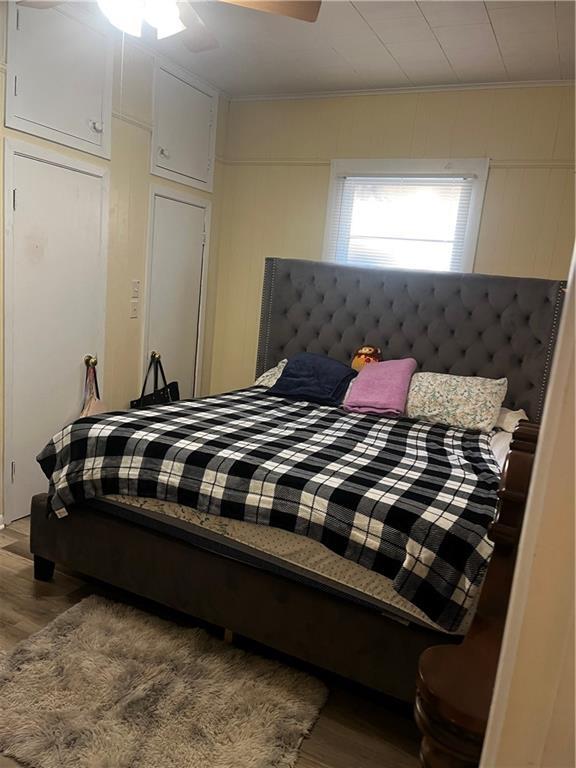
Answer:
[{"left": 97, "top": 0, "right": 185, "bottom": 39}]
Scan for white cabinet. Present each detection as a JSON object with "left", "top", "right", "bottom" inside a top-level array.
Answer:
[
  {"left": 5, "top": 5, "right": 113, "bottom": 158},
  {"left": 151, "top": 63, "right": 217, "bottom": 192}
]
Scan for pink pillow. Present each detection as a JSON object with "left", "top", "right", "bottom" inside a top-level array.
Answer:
[{"left": 343, "top": 358, "right": 417, "bottom": 415}]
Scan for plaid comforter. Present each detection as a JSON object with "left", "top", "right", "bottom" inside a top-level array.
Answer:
[{"left": 38, "top": 387, "right": 501, "bottom": 631}]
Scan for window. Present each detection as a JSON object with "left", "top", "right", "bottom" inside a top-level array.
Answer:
[{"left": 324, "top": 159, "right": 489, "bottom": 273}]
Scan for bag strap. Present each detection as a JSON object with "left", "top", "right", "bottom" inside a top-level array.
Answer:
[
  {"left": 136, "top": 352, "right": 170, "bottom": 406},
  {"left": 155, "top": 358, "right": 169, "bottom": 391},
  {"left": 137, "top": 354, "right": 157, "bottom": 405}
]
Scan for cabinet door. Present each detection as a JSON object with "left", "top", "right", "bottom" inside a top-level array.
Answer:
[
  {"left": 152, "top": 65, "right": 217, "bottom": 192},
  {"left": 6, "top": 5, "right": 113, "bottom": 158}
]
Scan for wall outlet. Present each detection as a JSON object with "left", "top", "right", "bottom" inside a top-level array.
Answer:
[
  {"left": 131, "top": 279, "right": 141, "bottom": 299},
  {"left": 129, "top": 300, "right": 139, "bottom": 319}
]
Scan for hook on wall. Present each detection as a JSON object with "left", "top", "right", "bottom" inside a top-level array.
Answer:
[{"left": 84, "top": 354, "right": 98, "bottom": 368}]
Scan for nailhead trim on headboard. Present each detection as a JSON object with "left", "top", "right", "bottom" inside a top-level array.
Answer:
[
  {"left": 255, "top": 259, "right": 566, "bottom": 422},
  {"left": 256, "top": 258, "right": 276, "bottom": 377},
  {"left": 536, "top": 284, "right": 565, "bottom": 421}
]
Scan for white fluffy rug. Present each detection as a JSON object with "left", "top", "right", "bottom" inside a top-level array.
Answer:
[{"left": 0, "top": 596, "right": 327, "bottom": 768}]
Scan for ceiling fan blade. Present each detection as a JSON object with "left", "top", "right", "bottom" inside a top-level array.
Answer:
[
  {"left": 218, "top": 0, "right": 321, "bottom": 23},
  {"left": 179, "top": 4, "right": 220, "bottom": 52}
]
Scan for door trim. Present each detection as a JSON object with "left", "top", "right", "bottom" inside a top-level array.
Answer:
[
  {"left": 2, "top": 139, "right": 110, "bottom": 527},
  {"left": 142, "top": 185, "right": 212, "bottom": 400}
]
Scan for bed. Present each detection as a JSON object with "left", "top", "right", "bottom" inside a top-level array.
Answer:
[{"left": 30, "top": 258, "right": 565, "bottom": 701}]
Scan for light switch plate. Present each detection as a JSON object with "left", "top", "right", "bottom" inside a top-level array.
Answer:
[
  {"left": 129, "top": 300, "right": 139, "bottom": 319},
  {"left": 131, "top": 279, "right": 141, "bottom": 299}
]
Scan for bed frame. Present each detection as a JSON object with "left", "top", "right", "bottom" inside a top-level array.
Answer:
[{"left": 30, "top": 259, "right": 565, "bottom": 703}]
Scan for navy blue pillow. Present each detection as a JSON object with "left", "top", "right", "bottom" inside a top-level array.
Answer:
[{"left": 268, "top": 353, "right": 357, "bottom": 406}]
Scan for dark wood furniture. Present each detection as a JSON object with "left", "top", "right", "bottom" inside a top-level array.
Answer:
[{"left": 414, "top": 422, "right": 539, "bottom": 767}]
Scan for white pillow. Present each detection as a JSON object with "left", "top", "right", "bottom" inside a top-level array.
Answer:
[
  {"left": 495, "top": 407, "right": 528, "bottom": 433},
  {"left": 254, "top": 359, "right": 287, "bottom": 388},
  {"left": 490, "top": 431, "right": 513, "bottom": 471},
  {"left": 406, "top": 373, "right": 508, "bottom": 433}
]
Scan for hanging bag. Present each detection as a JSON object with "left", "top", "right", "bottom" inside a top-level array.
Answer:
[
  {"left": 80, "top": 356, "right": 107, "bottom": 417},
  {"left": 130, "top": 352, "right": 180, "bottom": 408}
]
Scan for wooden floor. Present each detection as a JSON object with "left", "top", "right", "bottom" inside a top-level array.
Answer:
[{"left": 0, "top": 517, "right": 420, "bottom": 768}]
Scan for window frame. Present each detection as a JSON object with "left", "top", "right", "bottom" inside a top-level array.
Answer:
[{"left": 322, "top": 158, "right": 490, "bottom": 274}]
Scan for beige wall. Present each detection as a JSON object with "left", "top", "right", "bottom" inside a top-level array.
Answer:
[{"left": 210, "top": 85, "right": 575, "bottom": 394}]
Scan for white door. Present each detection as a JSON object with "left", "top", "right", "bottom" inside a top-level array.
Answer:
[
  {"left": 6, "top": 5, "right": 113, "bottom": 157},
  {"left": 145, "top": 193, "right": 206, "bottom": 400},
  {"left": 4, "top": 144, "right": 108, "bottom": 524}
]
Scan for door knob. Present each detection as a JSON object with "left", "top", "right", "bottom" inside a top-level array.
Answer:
[{"left": 89, "top": 120, "right": 104, "bottom": 134}]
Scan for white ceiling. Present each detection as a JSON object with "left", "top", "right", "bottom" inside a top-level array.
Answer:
[{"left": 153, "top": 0, "right": 576, "bottom": 98}]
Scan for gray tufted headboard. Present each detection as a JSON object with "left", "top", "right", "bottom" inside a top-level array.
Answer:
[{"left": 256, "top": 258, "right": 565, "bottom": 422}]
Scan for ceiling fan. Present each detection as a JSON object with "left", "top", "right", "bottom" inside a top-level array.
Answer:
[{"left": 16, "top": 1, "right": 322, "bottom": 53}]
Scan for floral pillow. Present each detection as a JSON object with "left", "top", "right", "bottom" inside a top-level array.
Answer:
[
  {"left": 406, "top": 373, "right": 508, "bottom": 433},
  {"left": 254, "top": 359, "right": 287, "bottom": 388}
]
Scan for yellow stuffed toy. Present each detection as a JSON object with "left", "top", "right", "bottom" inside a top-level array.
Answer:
[{"left": 351, "top": 345, "right": 383, "bottom": 372}]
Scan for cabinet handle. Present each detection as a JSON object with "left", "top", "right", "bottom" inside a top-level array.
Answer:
[
  {"left": 158, "top": 146, "right": 170, "bottom": 159},
  {"left": 89, "top": 119, "right": 104, "bottom": 134}
]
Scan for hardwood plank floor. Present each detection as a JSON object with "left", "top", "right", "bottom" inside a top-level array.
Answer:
[{"left": 0, "top": 516, "right": 420, "bottom": 768}]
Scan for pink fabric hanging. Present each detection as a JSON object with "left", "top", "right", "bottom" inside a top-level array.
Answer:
[{"left": 80, "top": 360, "right": 107, "bottom": 417}]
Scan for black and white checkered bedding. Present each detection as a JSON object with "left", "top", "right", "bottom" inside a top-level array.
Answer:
[{"left": 37, "top": 387, "right": 501, "bottom": 632}]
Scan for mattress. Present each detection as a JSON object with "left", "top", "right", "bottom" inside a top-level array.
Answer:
[
  {"left": 103, "top": 493, "right": 472, "bottom": 634},
  {"left": 102, "top": 433, "right": 509, "bottom": 637}
]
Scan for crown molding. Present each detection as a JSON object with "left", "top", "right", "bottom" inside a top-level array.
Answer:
[
  {"left": 230, "top": 79, "right": 574, "bottom": 103},
  {"left": 220, "top": 157, "right": 574, "bottom": 170}
]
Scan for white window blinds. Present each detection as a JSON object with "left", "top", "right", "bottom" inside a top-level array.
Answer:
[{"left": 326, "top": 175, "right": 476, "bottom": 272}]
